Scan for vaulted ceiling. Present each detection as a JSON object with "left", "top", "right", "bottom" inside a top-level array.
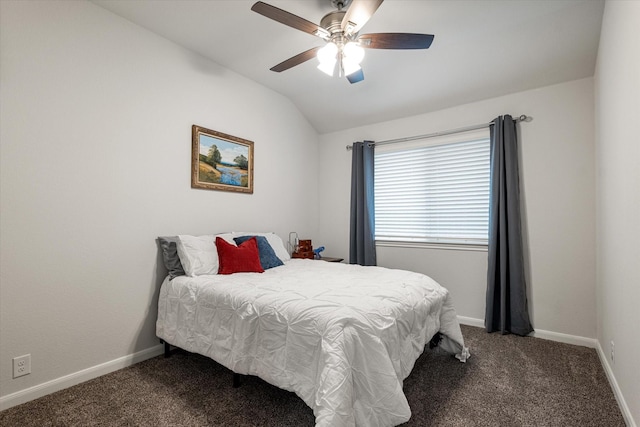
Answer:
[{"left": 92, "top": 0, "right": 604, "bottom": 133}]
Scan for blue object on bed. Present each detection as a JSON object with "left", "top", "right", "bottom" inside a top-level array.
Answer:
[{"left": 234, "top": 235, "right": 284, "bottom": 270}]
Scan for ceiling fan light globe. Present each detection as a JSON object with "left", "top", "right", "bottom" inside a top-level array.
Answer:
[
  {"left": 317, "top": 59, "right": 337, "bottom": 76},
  {"left": 317, "top": 42, "right": 338, "bottom": 64},
  {"left": 342, "top": 58, "right": 361, "bottom": 77},
  {"left": 344, "top": 42, "right": 365, "bottom": 64}
]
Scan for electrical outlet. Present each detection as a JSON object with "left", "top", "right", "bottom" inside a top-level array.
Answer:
[
  {"left": 610, "top": 340, "right": 615, "bottom": 364},
  {"left": 12, "top": 354, "right": 31, "bottom": 378}
]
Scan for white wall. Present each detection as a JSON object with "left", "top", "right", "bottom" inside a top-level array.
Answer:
[
  {"left": 595, "top": 1, "right": 640, "bottom": 425},
  {"left": 0, "top": 0, "right": 318, "bottom": 401},
  {"left": 318, "top": 78, "right": 596, "bottom": 339}
]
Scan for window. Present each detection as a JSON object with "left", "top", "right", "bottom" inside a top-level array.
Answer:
[{"left": 374, "top": 130, "right": 490, "bottom": 247}]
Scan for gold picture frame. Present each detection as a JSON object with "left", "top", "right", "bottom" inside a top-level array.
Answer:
[{"left": 191, "top": 125, "right": 254, "bottom": 194}]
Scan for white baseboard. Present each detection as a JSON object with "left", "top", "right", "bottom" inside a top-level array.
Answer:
[
  {"left": 0, "top": 344, "right": 164, "bottom": 412},
  {"left": 530, "top": 328, "right": 597, "bottom": 348},
  {"left": 457, "top": 315, "right": 484, "bottom": 328},
  {"left": 595, "top": 341, "right": 637, "bottom": 427},
  {"left": 457, "top": 316, "right": 597, "bottom": 348}
]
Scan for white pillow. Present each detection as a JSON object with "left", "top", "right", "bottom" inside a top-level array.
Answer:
[
  {"left": 232, "top": 232, "right": 291, "bottom": 262},
  {"left": 177, "top": 233, "right": 236, "bottom": 276}
]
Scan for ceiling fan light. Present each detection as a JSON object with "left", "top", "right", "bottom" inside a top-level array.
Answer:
[
  {"left": 344, "top": 42, "right": 365, "bottom": 64},
  {"left": 317, "top": 42, "right": 338, "bottom": 64},
  {"left": 342, "top": 58, "right": 361, "bottom": 77},
  {"left": 317, "top": 59, "right": 337, "bottom": 76}
]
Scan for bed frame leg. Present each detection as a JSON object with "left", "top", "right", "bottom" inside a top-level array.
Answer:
[
  {"left": 163, "top": 341, "right": 171, "bottom": 358},
  {"left": 233, "top": 373, "right": 242, "bottom": 388},
  {"left": 429, "top": 332, "right": 443, "bottom": 349}
]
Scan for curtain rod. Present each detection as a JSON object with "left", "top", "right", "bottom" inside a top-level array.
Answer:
[{"left": 345, "top": 114, "right": 529, "bottom": 150}]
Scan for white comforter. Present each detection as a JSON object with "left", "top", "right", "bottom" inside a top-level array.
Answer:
[{"left": 156, "top": 259, "right": 469, "bottom": 427}]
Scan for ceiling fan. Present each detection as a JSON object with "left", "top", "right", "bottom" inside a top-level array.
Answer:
[{"left": 251, "top": 0, "right": 434, "bottom": 84}]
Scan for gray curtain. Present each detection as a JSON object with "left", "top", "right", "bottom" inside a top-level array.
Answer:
[
  {"left": 349, "top": 141, "right": 377, "bottom": 266},
  {"left": 485, "top": 115, "right": 533, "bottom": 336}
]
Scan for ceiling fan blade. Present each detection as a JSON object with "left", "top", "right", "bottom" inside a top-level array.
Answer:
[
  {"left": 341, "top": 0, "right": 384, "bottom": 35},
  {"left": 346, "top": 68, "right": 364, "bottom": 84},
  {"left": 358, "top": 33, "right": 434, "bottom": 49},
  {"left": 251, "top": 2, "right": 330, "bottom": 40},
  {"left": 270, "top": 47, "right": 321, "bottom": 72}
]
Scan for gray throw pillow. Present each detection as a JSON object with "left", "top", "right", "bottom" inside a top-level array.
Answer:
[{"left": 158, "top": 236, "right": 186, "bottom": 279}]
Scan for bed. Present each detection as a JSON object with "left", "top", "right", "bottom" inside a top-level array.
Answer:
[{"left": 156, "top": 233, "right": 469, "bottom": 427}]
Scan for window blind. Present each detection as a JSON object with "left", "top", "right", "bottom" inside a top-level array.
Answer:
[{"left": 374, "top": 137, "right": 490, "bottom": 245}]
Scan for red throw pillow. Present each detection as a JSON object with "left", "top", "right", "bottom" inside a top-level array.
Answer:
[{"left": 216, "top": 236, "right": 264, "bottom": 275}]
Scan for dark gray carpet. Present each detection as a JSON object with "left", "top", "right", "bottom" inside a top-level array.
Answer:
[{"left": 0, "top": 325, "right": 625, "bottom": 426}]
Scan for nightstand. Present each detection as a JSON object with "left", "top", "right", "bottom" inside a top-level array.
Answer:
[{"left": 318, "top": 256, "right": 344, "bottom": 263}]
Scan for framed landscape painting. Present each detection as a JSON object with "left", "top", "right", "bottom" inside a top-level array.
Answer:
[{"left": 191, "top": 125, "right": 254, "bottom": 194}]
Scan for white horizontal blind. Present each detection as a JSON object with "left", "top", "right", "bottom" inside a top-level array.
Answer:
[{"left": 374, "top": 136, "right": 490, "bottom": 245}]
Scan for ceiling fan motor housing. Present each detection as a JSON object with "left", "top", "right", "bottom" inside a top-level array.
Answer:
[{"left": 320, "top": 10, "right": 347, "bottom": 37}]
